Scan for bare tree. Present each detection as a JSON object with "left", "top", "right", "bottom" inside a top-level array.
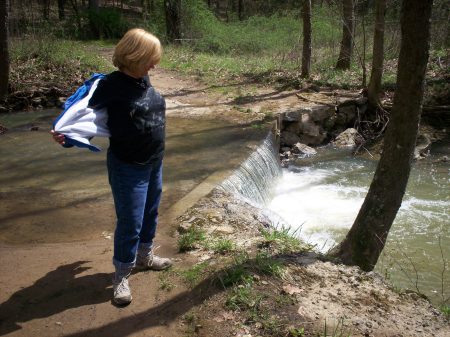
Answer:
[
  {"left": 301, "top": 0, "right": 312, "bottom": 78},
  {"left": 42, "top": 0, "right": 51, "bottom": 20},
  {"left": 367, "top": 0, "right": 387, "bottom": 110},
  {"left": 58, "top": 0, "right": 66, "bottom": 20},
  {"left": 330, "top": 0, "right": 434, "bottom": 271},
  {"left": 336, "top": 0, "right": 354, "bottom": 70},
  {"left": 237, "top": 0, "right": 244, "bottom": 20},
  {"left": 0, "top": 0, "right": 9, "bottom": 101},
  {"left": 165, "top": 0, "right": 182, "bottom": 43}
]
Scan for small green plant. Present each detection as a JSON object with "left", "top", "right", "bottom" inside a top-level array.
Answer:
[
  {"left": 217, "top": 264, "right": 253, "bottom": 288},
  {"left": 440, "top": 304, "right": 450, "bottom": 318},
  {"left": 253, "top": 252, "right": 285, "bottom": 278},
  {"left": 251, "top": 123, "right": 264, "bottom": 129},
  {"left": 288, "top": 327, "right": 305, "bottom": 337},
  {"left": 216, "top": 251, "right": 254, "bottom": 287},
  {"left": 225, "top": 286, "right": 264, "bottom": 313},
  {"left": 179, "top": 262, "right": 210, "bottom": 287},
  {"left": 260, "top": 227, "right": 308, "bottom": 254},
  {"left": 212, "top": 238, "right": 235, "bottom": 254},
  {"left": 178, "top": 226, "right": 206, "bottom": 252},
  {"left": 158, "top": 270, "right": 176, "bottom": 292}
]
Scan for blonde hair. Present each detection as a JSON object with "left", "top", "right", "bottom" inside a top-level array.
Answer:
[{"left": 113, "top": 28, "right": 162, "bottom": 73}]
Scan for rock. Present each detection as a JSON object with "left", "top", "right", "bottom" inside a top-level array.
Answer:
[
  {"left": 299, "top": 132, "right": 327, "bottom": 146},
  {"left": 323, "top": 115, "right": 337, "bottom": 130},
  {"left": 309, "top": 105, "right": 334, "bottom": 122},
  {"left": 31, "top": 97, "right": 42, "bottom": 106},
  {"left": 283, "top": 109, "right": 302, "bottom": 122},
  {"left": 284, "top": 121, "right": 301, "bottom": 134},
  {"left": 281, "top": 131, "right": 301, "bottom": 146},
  {"left": 57, "top": 97, "right": 67, "bottom": 107},
  {"left": 214, "top": 225, "right": 235, "bottom": 234},
  {"left": 335, "top": 112, "right": 348, "bottom": 126},
  {"left": 282, "top": 284, "right": 303, "bottom": 295},
  {"left": 292, "top": 143, "right": 317, "bottom": 156},
  {"left": 0, "top": 125, "right": 8, "bottom": 135},
  {"left": 333, "top": 128, "right": 363, "bottom": 148},
  {"left": 414, "top": 133, "right": 432, "bottom": 160},
  {"left": 178, "top": 222, "right": 192, "bottom": 233}
]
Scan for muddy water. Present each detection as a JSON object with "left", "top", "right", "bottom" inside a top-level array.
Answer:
[
  {"left": 268, "top": 144, "right": 450, "bottom": 305},
  {"left": 0, "top": 110, "right": 265, "bottom": 244}
]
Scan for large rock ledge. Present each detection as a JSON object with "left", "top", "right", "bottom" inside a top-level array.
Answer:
[
  {"left": 278, "top": 93, "right": 367, "bottom": 147},
  {"left": 174, "top": 188, "right": 450, "bottom": 337},
  {"left": 276, "top": 92, "right": 449, "bottom": 162}
]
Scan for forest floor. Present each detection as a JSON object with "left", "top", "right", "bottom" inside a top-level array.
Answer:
[{"left": 0, "top": 58, "right": 449, "bottom": 337}]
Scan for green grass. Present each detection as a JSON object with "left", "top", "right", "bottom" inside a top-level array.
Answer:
[
  {"left": 10, "top": 37, "right": 113, "bottom": 93},
  {"left": 158, "top": 270, "right": 176, "bottom": 292},
  {"left": 177, "top": 226, "right": 207, "bottom": 252},
  {"left": 225, "top": 286, "right": 264, "bottom": 313},
  {"left": 179, "top": 262, "right": 210, "bottom": 287},
  {"left": 216, "top": 252, "right": 253, "bottom": 287},
  {"left": 260, "top": 228, "right": 310, "bottom": 254},
  {"left": 254, "top": 252, "right": 285, "bottom": 278},
  {"left": 211, "top": 238, "right": 236, "bottom": 255},
  {"left": 440, "top": 304, "right": 450, "bottom": 318}
]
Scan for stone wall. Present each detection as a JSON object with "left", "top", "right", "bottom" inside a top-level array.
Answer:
[{"left": 279, "top": 95, "right": 367, "bottom": 147}]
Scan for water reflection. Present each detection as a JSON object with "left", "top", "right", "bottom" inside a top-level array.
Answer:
[{"left": 0, "top": 110, "right": 265, "bottom": 244}]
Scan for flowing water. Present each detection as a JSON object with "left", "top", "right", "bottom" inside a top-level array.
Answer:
[
  {"left": 268, "top": 144, "right": 450, "bottom": 305},
  {"left": 0, "top": 109, "right": 265, "bottom": 244},
  {"left": 220, "top": 134, "right": 281, "bottom": 206}
]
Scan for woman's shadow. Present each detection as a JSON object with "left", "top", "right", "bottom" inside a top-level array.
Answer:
[{"left": 0, "top": 261, "right": 111, "bottom": 335}]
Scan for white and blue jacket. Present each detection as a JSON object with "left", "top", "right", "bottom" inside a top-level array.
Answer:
[{"left": 53, "top": 73, "right": 109, "bottom": 152}]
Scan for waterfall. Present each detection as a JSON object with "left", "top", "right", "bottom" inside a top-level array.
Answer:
[{"left": 219, "top": 132, "right": 281, "bottom": 206}]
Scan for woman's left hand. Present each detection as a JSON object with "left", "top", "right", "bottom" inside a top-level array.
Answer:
[{"left": 50, "top": 130, "right": 65, "bottom": 145}]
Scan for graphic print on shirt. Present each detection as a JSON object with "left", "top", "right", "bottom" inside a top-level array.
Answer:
[{"left": 131, "top": 87, "right": 166, "bottom": 135}]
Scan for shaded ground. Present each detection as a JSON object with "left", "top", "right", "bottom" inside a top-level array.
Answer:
[{"left": 0, "top": 67, "right": 449, "bottom": 337}]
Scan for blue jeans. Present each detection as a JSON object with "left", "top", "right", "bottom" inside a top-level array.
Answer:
[{"left": 107, "top": 149, "right": 163, "bottom": 271}]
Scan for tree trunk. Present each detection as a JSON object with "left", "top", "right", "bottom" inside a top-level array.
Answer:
[
  {"left": 330, "top": 0, "right": 434, "bottom": 272},
  {"left": 89, "top": 0, "right": 98, "bottom": 11},
  {"left": 88, "top": 0, "right": 99, "bottom": 38},
  {"left": 301, "top": 0, "right": 312, "bottom": 78},
  {"left": 0, "top": 0, "right": 9, "bottom": 101},
  {"left": 367, "top": 0, "right": 386, "bottom": 109},
  {"left": 361, "top": 13, "right": 367, "bottom": 87},
  {"left": 336, "top": 0, "right": 354, "bottom": 70},
  {"left": 69, "top": 0, "right": 82, "bottom": 34},
  {"left": 42, "top": 0, "right": 51, "bottom": 20},
  {"left": 165, "top": 0, "right": 181, "bottom": 43},
  {"left": 58, "top": 0, "right": 66, "bottom": 20},
  {"left": 238, "top": 0, "right": 243, "bottom": 20}
]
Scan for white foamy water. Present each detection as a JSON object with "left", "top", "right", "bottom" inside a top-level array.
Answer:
[{"left": 269, "top": 169, "right": 363, "bottom": 250}]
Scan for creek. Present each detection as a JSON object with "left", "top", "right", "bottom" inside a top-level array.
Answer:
[
  {"left": 267, "top": 143, "right": 449, "bottom": 306},
  {"left": 218, "top": 130, "right": 449, "bottom": 306}
]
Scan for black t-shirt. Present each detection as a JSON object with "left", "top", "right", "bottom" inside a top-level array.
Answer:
[{"left": 88, "top": 71, "right": 166, "bottom": 164}]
